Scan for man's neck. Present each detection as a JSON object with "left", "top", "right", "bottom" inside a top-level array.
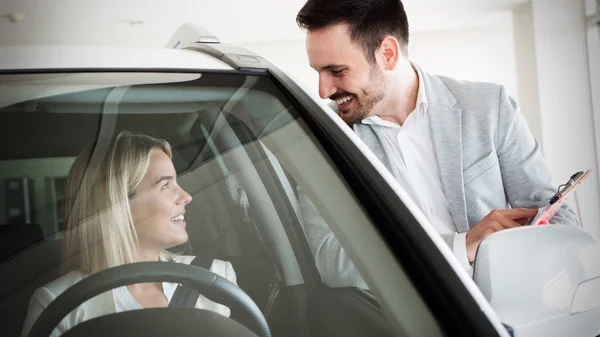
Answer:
[{"left": 374, "top": 60, "right": 419, "bottom": 126}]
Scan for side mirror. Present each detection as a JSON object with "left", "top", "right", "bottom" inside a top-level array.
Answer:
[{"left": 473, "top": 225, "right": 600, "bottom": 337}]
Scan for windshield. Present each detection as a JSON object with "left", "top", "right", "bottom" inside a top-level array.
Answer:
[{"left": 0, "top": 71, "right": 439, "bottom": 337}]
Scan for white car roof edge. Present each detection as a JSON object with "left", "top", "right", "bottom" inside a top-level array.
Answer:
[{"left": 0, "top": 45, "right": 233, "bottom": 71}]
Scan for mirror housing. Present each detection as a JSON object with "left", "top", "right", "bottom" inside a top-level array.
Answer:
[{"left": 473, "top": 225, "right": 600, "bottom": 337}]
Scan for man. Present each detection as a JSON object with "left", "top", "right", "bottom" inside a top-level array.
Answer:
[{"left": 295, "top": 0, "right": 579, "bottom": 287}]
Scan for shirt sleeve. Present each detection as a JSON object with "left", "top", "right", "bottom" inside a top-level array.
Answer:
[
  {"left": 495, "top": 85, "right": 579, "bottom": 226},
  {"left": 452, "top": 232, "right": 473, "bottom": 275},
  {"left": 297, "top": 187, "right": 369, "bottom": 289},
  {"left": 21, "top": 287, "right": 63, "bottom": 337}
]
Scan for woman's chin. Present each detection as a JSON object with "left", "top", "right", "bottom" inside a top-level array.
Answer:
[
  {"left": 165, "top": 231, "right": 189, "bottom": 249},
  {"left": 175, "top": 232, "right": 189, "bottom": 246}
]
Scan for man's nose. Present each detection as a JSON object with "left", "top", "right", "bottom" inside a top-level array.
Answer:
[{"left": 318, "top": 74, "right": 336, "bottom": 100}]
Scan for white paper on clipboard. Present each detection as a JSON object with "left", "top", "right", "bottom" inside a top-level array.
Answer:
[{"left": 529, "top": 169, "right": 592, "bottom": 226}]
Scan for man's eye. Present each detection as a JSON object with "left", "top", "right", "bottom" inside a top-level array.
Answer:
[
  {"left": 161, "top": 182, "right": 170, "bottom": 190},
  {"left": 331, "top": 69, "right": 344, "bottom": 76}
]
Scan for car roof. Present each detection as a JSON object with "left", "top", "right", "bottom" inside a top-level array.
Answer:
[{"left": 0, "top": 45, "right": 233, "bottom": 71}]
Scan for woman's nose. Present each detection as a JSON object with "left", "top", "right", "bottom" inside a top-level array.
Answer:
[{"left": 177, "top": 187, "right": 192, "bottom": 205}]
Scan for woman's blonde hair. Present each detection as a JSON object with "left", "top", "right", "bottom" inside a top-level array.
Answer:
[{"left": 62, "top": 131, "right": 173, "bottom": 274}]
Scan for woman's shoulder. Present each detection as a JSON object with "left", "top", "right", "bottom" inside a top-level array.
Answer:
[
  {"left": 32, "top": 270, "right": 86, "bottom": 301},
  {"left": 172, "top": 255, "right": 236, "bottom": 284},
  {"left": 171, "top": 254, "right": 195, "bottom": 265},
  {"left": 172, "top": 254, "right": 230, "bottom": 270}
]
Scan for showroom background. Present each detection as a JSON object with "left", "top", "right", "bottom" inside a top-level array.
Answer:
[{"left": 1, "top": 0, "right": 599, "bottom": 238}]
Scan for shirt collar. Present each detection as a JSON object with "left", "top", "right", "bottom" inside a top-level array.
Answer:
[{"left": 414, "top": 63, "right": 428, "bottom": 112}]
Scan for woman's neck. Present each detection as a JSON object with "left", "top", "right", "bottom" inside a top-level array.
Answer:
[
  {"left": 132, "top": 248, "right": 161, "bottom": 263},
  {"left": 126, "top": 248, "right": 166, "bottom": 306}
]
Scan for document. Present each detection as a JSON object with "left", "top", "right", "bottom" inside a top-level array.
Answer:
[{"left": 529, "top": 169, "right": 592, "bottom": 226}]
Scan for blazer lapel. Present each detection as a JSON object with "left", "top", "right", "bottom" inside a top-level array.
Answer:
[
  {"left": 352, "top": 123, "right": 396, "bottom": 176},
  {"left": 420, "top": 69, "right": 469, "bottom": 232}
]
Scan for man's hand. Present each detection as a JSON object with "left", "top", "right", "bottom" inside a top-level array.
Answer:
[{"left": 466, "top": 208, "right": 538, "bottom": 263}]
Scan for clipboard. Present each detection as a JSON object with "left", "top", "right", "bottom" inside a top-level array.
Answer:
[{"left": 529, "top": 169, "right": 592, "bottom": 226}]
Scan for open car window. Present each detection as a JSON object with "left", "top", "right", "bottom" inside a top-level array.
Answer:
[{"left": 0, "top": 71, "right": 440, "bottom": 337}]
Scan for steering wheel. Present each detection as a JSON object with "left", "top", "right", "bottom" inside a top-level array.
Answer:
[{"left": 27, "top": 262, "right": 271, "bottom": 337}]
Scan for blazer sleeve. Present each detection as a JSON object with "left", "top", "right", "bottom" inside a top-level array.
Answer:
[
  {"left": 21, "top": 287, "right": 63, "bottom": 337},
  {"left": 297, "top": 187, "right": 368, "bottom": 289},
  {"left": 495, "top": 86, "right": 579, "bottom": 226}
]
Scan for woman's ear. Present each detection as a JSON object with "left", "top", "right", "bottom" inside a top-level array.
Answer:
[{"left": 379, "top": 36, "right": 400, "bottom": 70}]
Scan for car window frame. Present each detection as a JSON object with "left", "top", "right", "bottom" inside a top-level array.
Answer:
[
  {"left": 266, "top": 65, "right": 506, "bottom": 336},
  {"left": 0, "top": 65, "right": 503, "bottom": 337}
]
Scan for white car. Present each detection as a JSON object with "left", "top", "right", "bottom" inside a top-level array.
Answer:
[{"left": 0, "top": 26, "right": 599, "bottom": 337}]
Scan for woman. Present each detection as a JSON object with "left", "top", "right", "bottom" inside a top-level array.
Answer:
[{"left": 21, "top": 131, "right": 236, "bottom": 337}]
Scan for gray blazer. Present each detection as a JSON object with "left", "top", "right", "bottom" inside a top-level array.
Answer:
[
  {"left": 353, "top": 69, "right": 579, "bottom": 246},
  {"left": 299, "top": 68, "right": 578, "bottom": 288}
]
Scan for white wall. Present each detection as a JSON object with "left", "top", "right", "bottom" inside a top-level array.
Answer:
[
  {"left": 241, "top": 11, "right": 519, "bottom": 102},
  {"left": 530, "top": 0, "right": 600, "bottom": 238},
  {"left": 409, "top": 12, "right": 519, "bottom": 101},
  {"left": 585, "top": 0, "right": 600, "bottom": 216},
  {"left": 513, "top": 3, "right": 544, "bottom": 144}
]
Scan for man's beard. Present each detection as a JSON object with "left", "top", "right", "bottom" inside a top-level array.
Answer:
[{"left": 340, "top": 67, "right": 386, "bottom": 125}]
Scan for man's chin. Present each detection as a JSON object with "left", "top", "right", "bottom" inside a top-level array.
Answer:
[
  {"left": 340, "top": 109, "right": 365, "bottom": 125},
  {"left": 339, "top": 109, "right": 352, "bottom": 124}
]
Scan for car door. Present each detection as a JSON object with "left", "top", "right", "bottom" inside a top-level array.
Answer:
[
  {"left": 160, "top": 52, "right": 505, "bottom": 336},
  {"left": 0, "top": 48, "right": 507, "bottom": 337},
  {"left": 186, "top": 43, "right": 508, "bottom": 336},
  {"left": 208, "top": 103, "right": 398, "bottom": 337}
]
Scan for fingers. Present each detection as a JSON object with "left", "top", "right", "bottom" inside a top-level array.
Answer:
[
  {"left": 493, "top": 208, "right": 538, "bottom": 221},
  {"left": 467, "top": 207, "right": 539, "bottom": 262},
  {"left": 487, "top": 209, "right": 523, "bottom": 229}
]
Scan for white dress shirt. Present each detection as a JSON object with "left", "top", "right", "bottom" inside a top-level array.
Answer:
[
  {"left": 361, "top": 67, "right": 471, "bottom": 271},
  {"left": 20, "top": 255, "right": 236, "bottom": 337},
  {"left": 113, "top": 255, "right": 233, "bottom": 313},
  {"left": 113, "top": 281, "right": 178, "bottom": 312}
]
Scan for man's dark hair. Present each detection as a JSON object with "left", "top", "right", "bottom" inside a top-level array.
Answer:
[{"left": 296, "top": 0, "right": 410, "bottom": 64}]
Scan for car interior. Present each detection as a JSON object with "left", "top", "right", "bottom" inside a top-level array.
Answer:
[{"left": 0, "top": 71, "right": 396, "bottom": 337}]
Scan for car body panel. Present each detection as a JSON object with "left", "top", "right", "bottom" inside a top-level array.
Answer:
[
  {"left": 0, "top": 46, "right": 233, "bottom": 71},
  {"left": 0, "top": 42, "right": 516, "bottom": 337}
]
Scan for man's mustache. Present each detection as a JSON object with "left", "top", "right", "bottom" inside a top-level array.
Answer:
[{"left": 329, "top": 92, "right": 355, "bottom": 101}]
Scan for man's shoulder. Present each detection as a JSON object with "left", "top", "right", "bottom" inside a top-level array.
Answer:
[
  {"left": 433, "top": 73, "right": 503, "bottom": 103},
  {"left": 422, "top": 71, "right": 512, "bottom": 124}
]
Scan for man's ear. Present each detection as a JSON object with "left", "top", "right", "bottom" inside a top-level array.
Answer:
[{"left": 378, "top": 36, "right": 400, "bottom": 70}]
